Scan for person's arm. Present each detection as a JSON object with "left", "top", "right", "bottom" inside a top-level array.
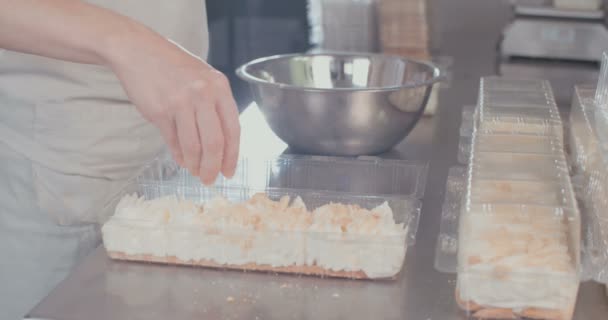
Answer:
[{"left": 0, "top": 0, "right": 240, "bottom": 184}]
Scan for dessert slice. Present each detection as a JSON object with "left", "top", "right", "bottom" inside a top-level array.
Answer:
[
  {"left": 102, "top": 193, "right": 408, "bottom": 279},
  {"left": 457, "top": 205, "right": 579, "bottom": 320}
]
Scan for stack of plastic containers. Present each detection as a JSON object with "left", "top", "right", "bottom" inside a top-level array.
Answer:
[
  {"left": 569, "top": 84, "right": 608, "bottom": 282},
  {"left": 571, "top": 53, "right": 608, "bottom": 294},
  {"left": 456, "top": 77, "right": 581, "bottom": 320}
]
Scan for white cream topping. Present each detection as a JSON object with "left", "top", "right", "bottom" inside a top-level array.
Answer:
[
  {"left": 457, "top": 206, "right": 578, "bottom": 312},
  {"left": 102, "top": 193, "right": 407, "bottom": 278}
]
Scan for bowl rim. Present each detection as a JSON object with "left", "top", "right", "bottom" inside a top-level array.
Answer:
[{"left": 235, "top": 52, "right": 443, "bottom": 92}]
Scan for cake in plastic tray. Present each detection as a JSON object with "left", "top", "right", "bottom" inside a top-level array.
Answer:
[
  {"left": 468, "top": 178, "right": 576, "bottom": 208},
  {"left": 441, "top": 77, "right": 581, "bottom": 319},
  {"left": 480, "top": 105, "right": 560, "bottom": 122},
  {"left": 457, "top": 203, "right": 580, "bottom": 320},
  {"left": 594, "top": 52, "right": 608, "bottom": 149},
  {"left": 477, "top": 117, "right": 563, "bottom": 136},
  {"left": 569, "top": 84, "right": 608, "bottom": 284},
  {"left": 136, "top": 154, "right": 428, "bottom": 199},
  {"left": 470, "top": 152, "right": 569, "bottom": 182},
  {"left": 474, "top": 133, "right": 563, "bottom": 155},
  {"left": 458, "top": 105, "right": 476, "bottom": 164},
  {"left": 435, "top": 171, "right": 581, "bottom": 320},
  {"left": 480, "top": 77, "right": 551, "bottom": 93},
  {"left": 569, "top": 85, "right": 600, "bottom": 173},
  {"left": 480, "top": 90, "right": 554, "bottom": 109},
  {"left": 101, "top": 154, "right": 426, "bottom": 280}
]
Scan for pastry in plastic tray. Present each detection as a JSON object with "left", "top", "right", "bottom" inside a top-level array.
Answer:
[
  {"left": 480, "top": 91, "right": 554, "bottom": 109},
  {"left": 480, "top": 77, "right": 550, "bottom": 93},
  {"left": 480, "top": 105, "right": 560, "bottom": 122},
  {"left": 475, "top": 134, "right": 563, "bottom": 155},
  {"left": 569, "top": 84, "right": 608, "bottom": 284},
  {"left": 457, "top": 205, "right": 580, "bottom": 320},
  {"left": 454, "top": 77, "right": 580, "bottom": 319},
  {"left": 102, "top": 193, "right": 411, "bottom": 280},
  {"left": 477, "top": 117, "right": 563, "bottom": 136},
  {"left": 469, "top": 179, "right": 573, "bottom": 207},
  {"left": 470, "top": 152, "right": 569, "bottom": 182}
]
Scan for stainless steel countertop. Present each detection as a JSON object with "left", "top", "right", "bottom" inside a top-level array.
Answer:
[{"left": 25, "top": 0, "right": 608, "bottom": 319}]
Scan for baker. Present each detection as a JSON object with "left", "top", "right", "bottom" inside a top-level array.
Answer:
[{"left": 0, "top": 1, "right": 240, "bottom": 318}]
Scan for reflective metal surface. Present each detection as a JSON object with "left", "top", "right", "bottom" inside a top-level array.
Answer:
[
  {"left": 237, "top": 53, "right": 441, "bottom": 156},
  {"left": 501, "top": 5, "right": 608, "bottom": 62},
  {"left": 515, "top": 5, "right": 604, "bottom": 20}
]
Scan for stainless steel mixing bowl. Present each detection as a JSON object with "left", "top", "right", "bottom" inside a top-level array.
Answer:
[{"left": 237, "top": 53, "right": 442, "bottom": 156}]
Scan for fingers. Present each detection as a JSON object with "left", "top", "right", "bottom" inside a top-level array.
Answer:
[
  {"left": 216, "top": 94, "right": 241, "bottom": 178},
  {"left": 164, "top": 69, "right": 239, "bottom": 184},
  {"left": 196, "top": 103, "right": 224, "bottom": 185},
  {"left": 157, "top": 118, "right": 184, "bottom": 167},
  {"left": 175, "top": 107, "right": 201, "bottom": 177}
]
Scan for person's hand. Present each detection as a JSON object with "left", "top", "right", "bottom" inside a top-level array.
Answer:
[{"left": 107, "top": 37, "right": 240, "bottom": 185}]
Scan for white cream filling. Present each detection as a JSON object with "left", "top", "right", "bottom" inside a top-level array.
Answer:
[
  {"left": 102, "top": 194, "right": 407, "bottom": 278},
  {"left": 457, "top": 208, "right": 578, "bottom": 312}
]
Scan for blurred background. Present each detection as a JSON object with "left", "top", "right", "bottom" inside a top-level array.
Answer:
[
  {"left": 207, "top": 0, "right": 608, "bottom": 110},
  {"left": 206, "top": 0, "right": 310, "bottom": 107}
]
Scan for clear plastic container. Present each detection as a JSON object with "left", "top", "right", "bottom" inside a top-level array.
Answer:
[
  {"left": 457, "top": 204, "right": 580, "bottom": 320},
  {"left": 475, "top": 133, "right": 563, "bottom": 155},
  {"left": 439, "top": 77, "right": 581, "bottom": 319},
  {"left": 468, "top": 178, "right": 576, "bottom": 208},
  {"left": 475, "top": 75, "right": 563, "bottom": 138},
  {"left": 595, "top": 52, "right": 608, "bottom": 153},
  {"left": 480, "top": 91, "right": 555, "bottom": 109},
  {"left": 470, "top": 152, "right": 569, "bottom": 181},
  {"left": 570, "top": 85, "right": 600, "bottom": 173},
  {"left": 569, "top": 84, "right": 608, "bottom": 284},
  {"left": 100, "top": 154, "right": 426, "bottom": 280},
  {"left": 480, "top": 77, "right": 551, "bottom": 93},
  {"left": 136, "top": 154, "right": 428, "bottom": 199},
  {"left": 477, "top": 117, "right": 563, "bottom": 136},
  {"left": 480, "top": 105, "right": 560, "bottom": 121},
  {"left": 458, "top": 105, "right": 476, "bottom": 164}
]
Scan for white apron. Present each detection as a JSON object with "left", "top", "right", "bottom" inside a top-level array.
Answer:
[{"left": 0, "top": 1, "right": 208, "bottom": 319}]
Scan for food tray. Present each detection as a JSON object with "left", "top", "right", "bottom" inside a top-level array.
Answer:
[
  {"left": 468, "top": 178, "right": 577, "bottom": 208},
  {"left": 474, "top": 133, "right": 564, "bottom": 155},
  {"left": 480, "top": 77, "right": 551, "bottom": 93},
  {"left": 569, "top": 84, "right": 608, "bottom": 285},
  {"left": 479, "top": 90, "right": 555, "bottom": 109},
  {"left": 480, "top": 105, "right": 560, "bottom": 122},
  {"left": 477, "top": 118, "right": 563, "bottom": 136},
  {"left": 100, "top": 154, "right": 427, "bottom": 280},
  {"left": 470, "top": 152, "right": 570, "bottom": 181},
  {"left": 134, "top": 155, "right": 428, "bottom": 198},
  {"left": 457, "top": 202, "right": 580, "bottom": 320},
  {"left": 438, "top": 77, "right": 581, "bottom": 320},
  {"left": 458, "top": 105, "right": 476, "bottom": 164}
]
